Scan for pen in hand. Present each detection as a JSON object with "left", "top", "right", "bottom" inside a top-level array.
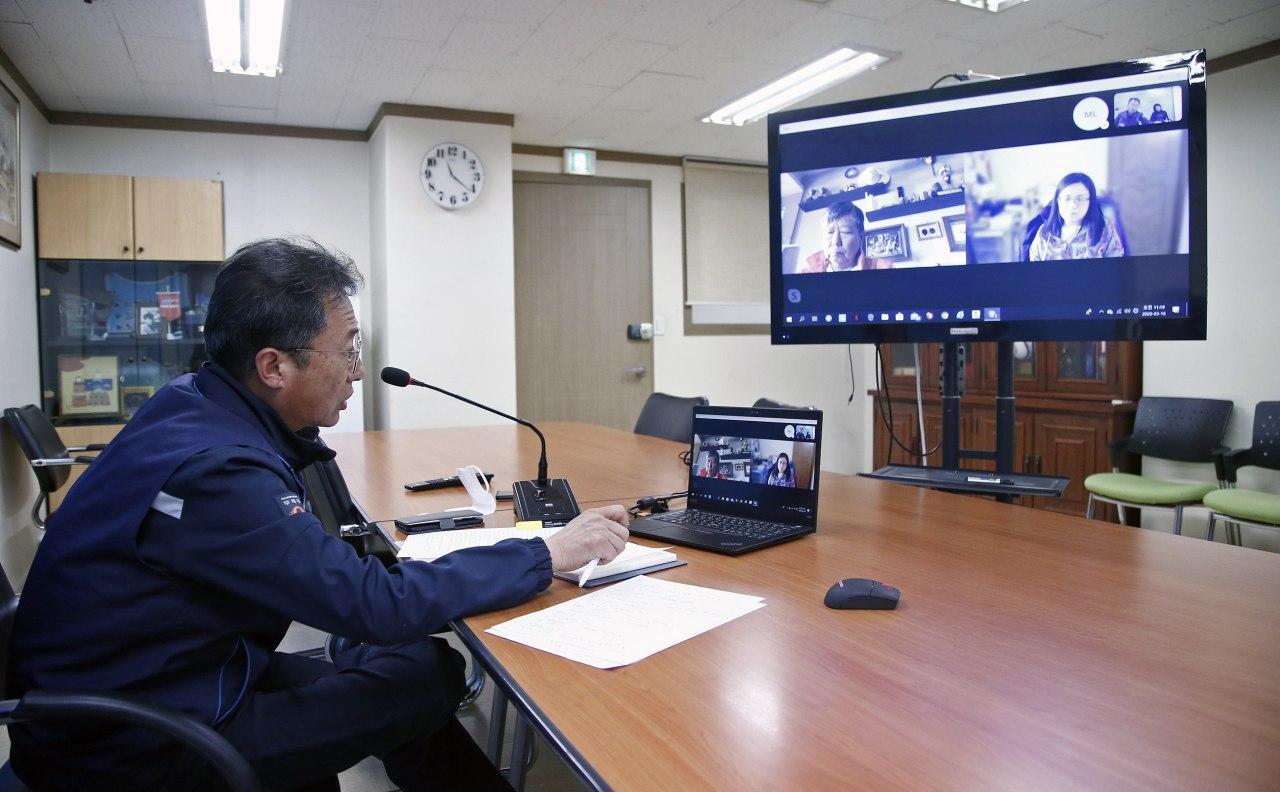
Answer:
[{"left": 578, "top": 558, "right": 600, "bottom": 588}]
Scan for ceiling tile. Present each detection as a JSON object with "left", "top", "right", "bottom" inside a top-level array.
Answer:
[
  {"left": 827, "top": 0, "right": 929, "bottom": 22},
  {"left": 462, "top": 0, "right": 561, "bottom": 28},
  {"left": 278, "top": 53, "right": 357, "bottom": 98},
  {"left": 600, "top": 71, "right": 701, "bottom": 112},
  {"left": 211, "top": 72, "right": 281, "bottom": 109},
  {"left": 274, "top": 91, "right": 341, "bottom": 127},
  {"left": 141, "top": 80, "right": 214, "bottom": 113},
  {"left": 287, "top": 0, "right": 375, "bottom": 60},
  {"left": 435, "top": 16, "right": 531, "bottom": 71},
  {"left": 0, "top": 0, "right": 25, "bottom": 24},
  {"left": 370, "top": 0, "right": 457, "bottom": 43},
  {"left": 619, "top": 0, "right": 739, "bottom": 47},
  {"left": 512, "top": 112, "right": 575, "bottom": 143},
  {"left": 715, "top": 0, "right": 825, "bottom": 37},
  {"left": 519, "top": 1, "right": 638, "bottom": 62},
  {"left": 410, "top": 67, "right": 494, "bottom": 108},
  {"left": 125, "top": 35, "right": 210, "bottom": 86},
  {"left": 557, "top": 106, "right": 650, "bottom": 147},
  {"left": 110, "top": 0, "right": 203, "bottom": 42},
  {"left": 575, "top": 38, "right": 671, "bottom": 89}
]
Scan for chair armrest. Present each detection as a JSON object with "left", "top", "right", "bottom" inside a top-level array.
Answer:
[
  {"left": 65, "top": 444, "right": 108, "bottom": 452},
  {"left": 1216, "top": 447, "right": 1253, "bottom": 484},
  {"left": 30, "top": 457, "right": 95, "bottom": 467},
  {"left": 5, "top": 690, "right": 261, "bottom": 791},
  {"left": 1108, "top": 435, "right": 1134, "bottom": 470}
]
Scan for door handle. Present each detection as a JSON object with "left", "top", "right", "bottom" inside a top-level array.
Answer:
[{"left": 624, "top": 366, "right": 648, "bottom": 377}]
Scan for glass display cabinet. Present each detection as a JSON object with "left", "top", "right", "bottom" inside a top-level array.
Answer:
[{"left": 36, "top": 259, "right": 218, "bottom": 425}]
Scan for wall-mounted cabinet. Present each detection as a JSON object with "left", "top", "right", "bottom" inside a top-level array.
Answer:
[
  {"left": 34, "top": 171, "right": 225, "bottom": 428},
  {"left": 36, "top": 172, "right": 224, "bottom": 261}
]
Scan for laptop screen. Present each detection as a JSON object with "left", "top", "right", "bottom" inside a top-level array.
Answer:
[{"left": 686, "top": 407, "right": 822, "bottom": 526}]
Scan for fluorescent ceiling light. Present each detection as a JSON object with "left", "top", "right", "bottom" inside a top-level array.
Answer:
[
  {"left": 205, "top": 0, "right": 287, "bottom": 77},
  {"left": 702, "top": 47, "right": 890, "bottom": 126},
  {"left": 942, "top": 0, "right": 1031, "bottom": 12}
]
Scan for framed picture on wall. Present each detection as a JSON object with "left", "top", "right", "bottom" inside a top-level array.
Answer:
[
  {"left": 864, "top": 223, "right": 911, "bottom": 262},
  {"left": 943, "top": 214, "right": 966, "bottom": 253},
  {"left": 0, "top": 79, "right": 20, "bottom": 249}
]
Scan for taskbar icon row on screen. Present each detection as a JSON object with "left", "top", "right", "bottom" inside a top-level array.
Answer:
[{"left": 784, "top": 307, "right": 1001, "bottom": 325}]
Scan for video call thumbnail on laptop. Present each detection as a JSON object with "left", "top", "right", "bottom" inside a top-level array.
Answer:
[{"left": 629, "top": 405, "right": 823, "bottom": 555}]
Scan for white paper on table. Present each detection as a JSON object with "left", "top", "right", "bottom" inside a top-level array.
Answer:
[
  {"left": 398, "top": 527, "right": 560, "bottom": 560},
  {"left": 485, "top": 575, "right": 766, "bottom": 669}
]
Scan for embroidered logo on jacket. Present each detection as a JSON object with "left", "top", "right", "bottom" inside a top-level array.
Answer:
[{"left": 276, "top": 493, "right": 305, "bottom": 516}]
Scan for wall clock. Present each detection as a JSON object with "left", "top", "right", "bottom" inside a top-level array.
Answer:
[{"left": 420, "top": 142, "right": 484, "bottom": 209}]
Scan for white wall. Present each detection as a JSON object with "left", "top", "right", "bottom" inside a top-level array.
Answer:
[
  {"left": 512, "top": 153, "right": 871, "bottom": 475},
  {"left": 369, "top": 116, "right": 517, "bottom": 430},
  {"left": 0, "top": 68, "right": 50, "bottom": 588},
  {"left": 48, "top": 126, "right": 371, "bottom": 433},
  {"left": 1141, "top": 54, "right": 1280, "bottom": 551}
]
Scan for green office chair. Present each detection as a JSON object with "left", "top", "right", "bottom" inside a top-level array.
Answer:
[
  {"left": 1084, "top": 396, "right": 1233, "bottom": 535},
  {"left": 1205, "top": 401, "right": 1280, "bottom": 546}
]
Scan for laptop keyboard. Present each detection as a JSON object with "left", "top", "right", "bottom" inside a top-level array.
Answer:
[{"left": 651, "top": 509, "right": 798, "bottom": 540}]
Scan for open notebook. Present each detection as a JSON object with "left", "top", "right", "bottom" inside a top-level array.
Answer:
[{"left": 397, "top": 527, "right": 685, "bottom": 587}]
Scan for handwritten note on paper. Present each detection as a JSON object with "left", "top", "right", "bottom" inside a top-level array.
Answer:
[{"left": 485, "top": 575, "right": 766, "bottom": 669}]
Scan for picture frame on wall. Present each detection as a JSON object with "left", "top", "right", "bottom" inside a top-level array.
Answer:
[
  {"left": 864, "top": 223, "right": 911, "bottom": 263},
  {"left": 58, "top": 355, "right": 120, "bottom": 417},
  {"left": 0, "top": 79, "right": 20, "bottom": 249},
  {"left": 135, "top": 304, "right": 163, "bottom": 338},
  {"left": 943, "top": 214, "right": 966, "bottom": 253}
]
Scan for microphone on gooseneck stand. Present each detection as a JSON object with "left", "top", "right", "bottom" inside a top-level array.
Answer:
[{"left": 380, "top": 366, "right": 581, "bottom": 525}]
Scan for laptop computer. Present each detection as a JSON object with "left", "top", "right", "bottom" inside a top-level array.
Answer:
[{"left": 629, "top": 405, "right": 823, "bottom": 555}]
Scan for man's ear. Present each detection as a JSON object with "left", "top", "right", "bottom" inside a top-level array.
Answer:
[{"left": 253, "top": 348, "right": 290, "bottom": 391}]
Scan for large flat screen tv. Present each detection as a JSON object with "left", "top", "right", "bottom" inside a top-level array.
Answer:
[{"left": 769, "top": 51, "right": 1206, "bottom": 344}]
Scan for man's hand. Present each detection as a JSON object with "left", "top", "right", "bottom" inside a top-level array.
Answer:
[{"left": 544, "top": 505, "right": 630, "bottom": 573}]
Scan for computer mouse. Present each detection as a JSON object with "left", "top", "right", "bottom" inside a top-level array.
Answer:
[{"left": 825, "top": 578, "right": 900, "bottom": 610}]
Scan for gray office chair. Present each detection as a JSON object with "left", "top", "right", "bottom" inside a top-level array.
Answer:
[
  {"left": 634, "top": 392, "right": 709, "bottom": 443},
  {"left": 0, "top": 560, "right": 261, "bottom": 791},
  {"left": 1084, "top": 396, "right": 1233, "bottom": 535},
  {"left": 3, "top": 405, "right": 106, "bottom": 529}
]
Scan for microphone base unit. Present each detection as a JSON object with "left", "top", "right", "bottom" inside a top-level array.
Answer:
[{"left": 513, "top": 478, "right": 580, "bottom": 526}]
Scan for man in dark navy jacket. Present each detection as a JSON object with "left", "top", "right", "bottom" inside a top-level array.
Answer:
[{"left": 8, "top": 238, "right": 629, "bottom": 790}]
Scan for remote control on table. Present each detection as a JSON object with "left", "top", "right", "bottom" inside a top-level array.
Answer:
[{"left": 404, "top": 472, "right": 494, "bottom": 492}]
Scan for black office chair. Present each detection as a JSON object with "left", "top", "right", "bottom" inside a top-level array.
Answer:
[
  {"left": 1205, "top": 401, "right": 1280, "bottom": 546},
  {"left": 1084, "top": 396, "right": 1233, "bottom": 535},
  {"left": 752, "top": 398, "right": 812, "bottom": 410},
  {"left": 2, "top": 405, "right": 106, "bottom": 529},
  {"left": 301, "top": 451, "right": 485, "bottom": 706},
  {"left": 0, "top": 561, "right": 261, "bottom": 791},
  {"left": 634, "top": 393, "right": 709, "bottom": 443}
]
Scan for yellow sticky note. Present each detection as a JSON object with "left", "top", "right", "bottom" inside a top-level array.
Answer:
[{"left": 515, "top": 520, "right": 543, "bottom": 531}]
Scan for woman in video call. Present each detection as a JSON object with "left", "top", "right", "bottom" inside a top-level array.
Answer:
[
  {"left": 767, "top": 453, "right": 797, "bottom": 487},
  {"left": 700, "top": 450, "right": 729, "bottom": 479},
  {"left": 1028, "top": 172, "right": 1125, "bottom": 261},
  {"left": 801, "top": 201, "right": 889, "bottom": 272}
]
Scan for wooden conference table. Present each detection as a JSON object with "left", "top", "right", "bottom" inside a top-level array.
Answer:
[{"left": 325, "top": 423, "right": 1280, "bottom": 791}]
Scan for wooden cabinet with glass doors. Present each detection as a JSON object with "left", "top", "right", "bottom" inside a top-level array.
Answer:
[{"left": 870, "top": 340, "right": 1140, "bottom": 520}]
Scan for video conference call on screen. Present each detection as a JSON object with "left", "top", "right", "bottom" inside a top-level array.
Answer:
[{"left": 770, "top": 52, "right": 1206, "bottom": 344}]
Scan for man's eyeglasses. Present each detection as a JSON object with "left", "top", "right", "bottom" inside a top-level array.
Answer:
[{"left": 287, "top": 335, "right": 363, "bottom": 375}]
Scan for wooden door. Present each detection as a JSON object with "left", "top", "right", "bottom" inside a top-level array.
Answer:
[
  {"left": 1032, "top": 413, "right": 1110, "bottom": 517},
  {"left": 37, "top": 172, "right": 134, "bottom": 259},
  {"left": 513, "top": 173, "right": 653, "bottom": 430},
  {"left": 133, "top": 177, "right": 224, "bottom": 261}
]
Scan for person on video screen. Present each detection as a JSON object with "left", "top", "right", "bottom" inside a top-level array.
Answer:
[
  {"left": 1150, "top": 103, "right": 1170, "bottom": 123},
  {"left": 801, "top": 201, "right": 888, "bottom": 273},
  {"left": 1028, "top": 172, "right": 1125, "bottom": 261},
  {"left": 766, "top": 452, "right": 797, "bottom": 487},
  {"left": 700, "top": 450, "right": 729, "bottom": 479},
  {"left": 1115, "top": 97, "right": 1148, "bottom": 127}
]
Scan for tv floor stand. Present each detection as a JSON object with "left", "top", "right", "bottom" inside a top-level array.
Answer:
[{"left": 863, "top": 341, "right": 1068, "bottom": 502}]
